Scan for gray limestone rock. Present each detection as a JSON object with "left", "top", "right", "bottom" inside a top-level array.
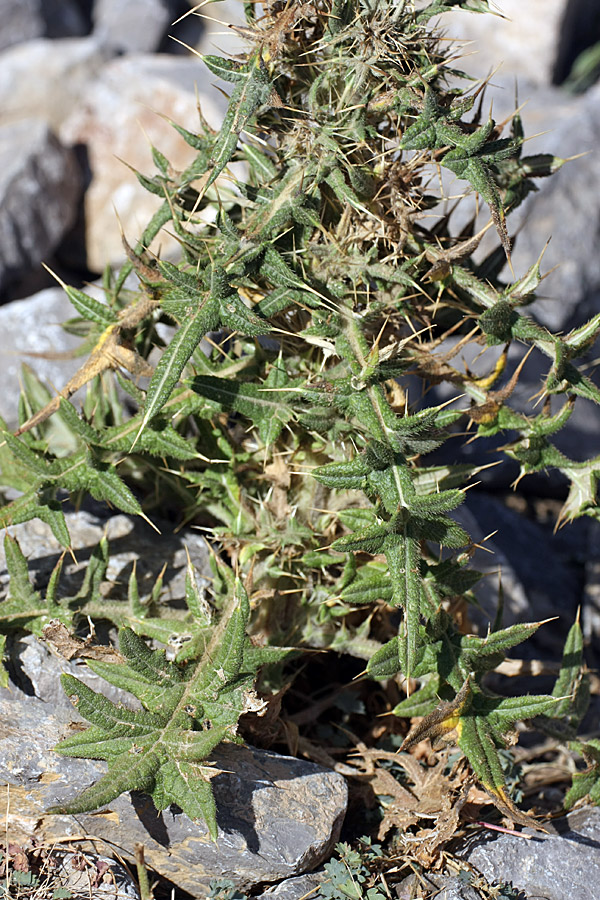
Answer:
[
  {"left": 256, "top": 872, "right": 324, "bottom": 899},
  {"left": 453, "top": 492, "right": 583, "bottom": 648},
  {"left": 0, "top": 38, "right": 108, "bottom": 133},
  {"left": 438, "top": 0, "right": 568, "bottom": 90},
  {"left": 0, "top": 683, "right": 347, "bottom": 895},
  {"left": 58, "top": 53, "right": 226, "bottom": 270},
  {"left": 0, "top": 119, "right": 82, "bottom": 295},
  {"left": 582, "top": 519, "right": 600, "bottom": 664},
  {"left": 397, "top": 873, "right": 483, "bottom": 900},
  {"left": 197, "top": 0, "right": 248, "bottom": 61},
  {"left": 461, "top": 806, "right": 600, "bottom": 900},
  {"left": 0, "top": 0, "right": 88, "bottom": 51},
  {"left": 93, "top": 0, "right": 173, "bottom": 54},
  {"left": 430, "top": 882, "right": 482, "bottom": 900},
  {"left": 0, "top": 286, "right": 81, "bottom": 430},
  {"left": 40, "top": 1, "right": 90, "bottom": 40},
  {"left": 0, "top": 0, "right": 44, "bottom": 50},
  {"left": 6, "top": 632, "right": 145, "bottom": 715}
]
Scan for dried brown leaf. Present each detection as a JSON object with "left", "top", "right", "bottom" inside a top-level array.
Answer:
[{"left": 42, "top": 620, "right": 123, "bottom": 664}]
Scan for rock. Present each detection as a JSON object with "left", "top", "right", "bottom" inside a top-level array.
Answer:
[
  {"left": 93, "top": 0, "right": 173, "bottom": 54},
  {"left": 419, "top": 337, "right": 600, "bottom": 492},
  {"left": 0, "top": 119, "right": 82, "bottom": 296},
  {"left": 0, "top": 0, "right": 45, "bottom": 50},
  {"left": 6, "top": 632, "right": 149, "bottom": 715},
  {"left": 439, "top": 0, "right": 567, "bottom": 89},
  {"left": 553, "top": 0, "right": 600, "bottom": 88},
  {"left": 0, "top": 286, "right": 82, "bottom": 429},
  {"left": 0, "top": 507, "right": 211, "bottom": 607},
  {"left": 424, "top": 880, "right": 481, "bottom": 900},
  {"left": 0, "top": 38, "right": 108, "bottom": 133},
  {"left": 461, "top": 806, "right": 600, "bottom": 900},
  {"left": 38, "top": 0, "right": 91, "bottom": 40},
  {"left": 59, "top": 53, "right": 226, "bottom": 271},
  {"left": 504, "top": 81, "right": 600, "bottom": 332},
  {"left": 255, "top": 872, "right": 324, "bottom": 899},
  {"left": 92, "top": 0, "right": 204, "bottom": 56},
  {"left": 0, "top": 0, "right": 89, "bottom": 51},
  {"left": 583, "top": 519, "right": 600, "bottom": 664},
  {"left": 0, "top": 675, "right": 347, "bottom": 895},
  {"left": 454, "top": 492, "right": 583, "bottom": 646}
]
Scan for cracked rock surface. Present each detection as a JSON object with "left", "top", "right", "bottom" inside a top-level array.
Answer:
[
  {"left": 0, "top": 510, "right": 348, "bottom": 896},
  {"left": 460, "top": 807, "right": 600, "bottom": 900}
]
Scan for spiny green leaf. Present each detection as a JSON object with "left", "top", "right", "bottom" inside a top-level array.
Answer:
[
  {"left": 218, "top": 293, "right": 271, "bottom": 336},
  {"left": 314, "top": 457, "right": 369, "bottom": 490},
  {"left": 202, "top": 53, "right": 274, "bottom": 193},
  {"left": 50, "top": 580, "right": 257, "bottom": 838},
  {"left": 341, "top": 573, "right": 393, "bottom": 606},
  {"left": 243, "top": 143, "right": 277, "bottom": 180},
  {"left": 62, "top": 285, "right": 118, "bottom": 327},
  {"left": 189, "top": 372, "right": 296, "bottom": 444},
  {"left": 141, "top": 297, "right": 220, "bottom": 429},
  {"left": 0, "top": 535, "right": 67, "bottom": 634},
  {"left": 367, "top": 636, "right": 402, "bottom": 680},
  {"left": 202, "top": 55, "right": 249, "bottom": 84},
  {"left": 0, "top": 490, "right": 70, "bottom": 549},
  {"left": 565, "top": 740, "right": 600, "bottom": 809},
  {"left": 333, "top": 521, "right": 390, "bottom": 554},
  {"left": 393, "top": 677, "right": 440, "bottom": 717},
  {"left": 384, "top": 533, "right": 421, "bottom": 678}
]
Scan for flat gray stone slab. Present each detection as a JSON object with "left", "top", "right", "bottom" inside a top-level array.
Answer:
[
  {"left": 461, "top": 807, "right": 600, "bottom": 900},
  {"left": 0, "top": 653, "right": 347, "bottom": 895},
  {"left": 256, "top": 872, "right": 324, "bottom": 899}
]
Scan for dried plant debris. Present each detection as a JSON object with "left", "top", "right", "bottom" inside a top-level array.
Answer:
[
  {"left": 345, "top": 744, "right": 472, "bottom": 867},
  {"left": 0, "top": 840, "right": 138, "bottom": 900}
]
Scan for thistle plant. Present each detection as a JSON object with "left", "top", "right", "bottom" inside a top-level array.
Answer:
[{"left": 1, "top": 0, "right": 599, "bottom": 841}]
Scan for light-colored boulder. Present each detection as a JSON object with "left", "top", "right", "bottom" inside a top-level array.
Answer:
[
  {"left": 0, "top": 38, "right": 108, "bottom": 132},
  {"left": 59, "top": 54, "right": 226, "bottom": 271},
  {"left": 438, "top": 0, "right": 567, "bottom": 88},
  {"left": 0, "top": 286, "right": 82, "bottom": 429},
  {"left": 93, "top": 0, "right": 173, "bottom": 54}
]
